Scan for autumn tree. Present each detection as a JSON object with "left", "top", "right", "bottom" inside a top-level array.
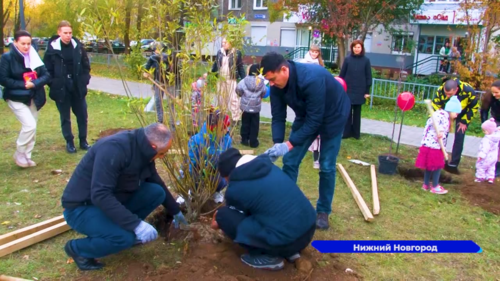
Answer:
[{"left": 456, "top": 0, "right": 500, "bottom": 90}]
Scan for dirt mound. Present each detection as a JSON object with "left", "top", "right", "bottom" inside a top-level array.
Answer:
[
  {"left": 96, "top": 128, "right": 133, "bottom": 140},
  {"left": 457, "top": 176, "right": 500, "bottom": 215},
  {"left": 397, "top": 165, "right": 456, "bottom": 184}
]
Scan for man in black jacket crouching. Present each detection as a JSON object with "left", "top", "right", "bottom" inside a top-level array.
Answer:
[{"left": 61, "top": 123, "right": 187, "bottom": 271}]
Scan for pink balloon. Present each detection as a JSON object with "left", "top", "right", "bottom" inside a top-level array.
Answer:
[
  {"left": 334, "top": 76, "right": 347, "bottom": 92},
  {"left": 397, "top": 92, "right": 415, "bottom": 111}
]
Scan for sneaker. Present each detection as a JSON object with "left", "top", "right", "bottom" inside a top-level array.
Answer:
[
  {"left": 13, "top": 152, "right": 29, "bottom": 168},
  {"left": 430, "top": 185, "right": 448, "bottom": 195},
  {"left": 26, "top": 158, "right": 37, "bottom": 167},
  {"left": 313, "top": 161, "right": 320, "bottom": 169},
  {"left": 240, "top": 254, "right": 284, "bottom": 270},
  {"left": 213, "top": 191, "right": 224, "bottom": 204},
  {"left": 422, "top": 184, "right": 430, "bottom": 191},
  {"left": 286, "top": 253, "right": 301, "bottom": 263},
  {"left": 475, "top": 178, "right": 484, "bottom": 183},
  {"left": 316, "top": 212, "right": 330, "bottom": 230},
  {"left": 487, "top": 178, "right": 494, "bottom": 184}
]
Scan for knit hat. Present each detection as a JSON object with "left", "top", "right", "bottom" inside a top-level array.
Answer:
[
  {"left": 482, "top": 118, "right": 498, "bottom": 134},
  {"left": 218, "top": 148, "right": 243, "bottom": 177},
  {"left": 444, "top": 96, "right": 462, "bottom": 113},
  {"left": 207, "top": 109, "right": 231, "bottom": 131}
]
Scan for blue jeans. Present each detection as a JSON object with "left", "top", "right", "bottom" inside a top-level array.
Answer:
[
  {"left": 63, "top": 182, "right": 166, "bottom": 259},
  {"left": 282, "top": 132, "right": 343, "bottom": 214}
]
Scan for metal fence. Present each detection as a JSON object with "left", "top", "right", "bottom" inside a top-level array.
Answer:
[
  {"left": 369, "top": 78, "right": 485, "bottom": 109},
  {"left": 88, "top": 53, "right": 128, "bottom": 65}
]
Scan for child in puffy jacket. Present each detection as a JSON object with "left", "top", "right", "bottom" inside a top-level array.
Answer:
[
  {"left": 475, "top": 118, "right": 500, "bottom": 183},
  {"left": 236, "top": 64, "right": 266, "bottom": 148}
]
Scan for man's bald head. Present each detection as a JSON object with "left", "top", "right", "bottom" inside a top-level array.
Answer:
[{"left": 444, "top": 79, "right": 459, "bottom": 97}]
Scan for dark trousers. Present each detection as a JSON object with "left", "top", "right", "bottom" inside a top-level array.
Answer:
[
  {"left": 343, "top": 104, "right": 362, "bottom": 139},
  {"left": 240, "top": 112, "right": 260, "bottom": 147},
  {"left": 283, "top": 132, "right": 342, "bottom": 214},
  {"left": 55, "top": 92, "right": 88, "bottom": 142},
  {"left": 449, "top": 122, "right": 467, "bottom": 167},
  {"left": 154, "top": 85, "right": 176, "bottom": 126},
  {"left": 63, "top": 182, "right": 166, "bottom": 259},
  {"left": 216, "top": 206, "right": 316, "bottom": 258}
]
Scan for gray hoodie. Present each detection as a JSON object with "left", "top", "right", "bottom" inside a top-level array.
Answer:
[{"left": 236, "top": 76, "right": 267, "bottom": 113}]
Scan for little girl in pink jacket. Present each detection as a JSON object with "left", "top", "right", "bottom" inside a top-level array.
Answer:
[{"left": 475, "top": 118, "right": 500, "bottom": 183}]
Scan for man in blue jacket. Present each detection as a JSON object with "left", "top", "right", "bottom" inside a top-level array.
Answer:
[
  {"left": 261, "top": 52, "right": 350, "bottom": 230},
  {"left": 61, "top": 123, "right": 187, "bottom": 271},
  {"left": 214, "top": 148, "right": 316, "bottom": 270}
]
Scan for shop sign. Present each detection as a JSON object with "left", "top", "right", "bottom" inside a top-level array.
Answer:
[{"left": 413, "top": 13, "right": 449, "bottom": 21}]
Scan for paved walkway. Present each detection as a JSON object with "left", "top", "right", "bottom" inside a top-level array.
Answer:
[{"left": 88, "top": 76, "right": 481, "bottom": 157}]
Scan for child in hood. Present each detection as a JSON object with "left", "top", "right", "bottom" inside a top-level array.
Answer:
[
  {"left": 475, "top": 118, "right": 500, "bottom": 183},
  {"left": 415, "top": 96, "right": 462, "bottom": 194},
  {"left": 191, "top": 73, "right": 207, "bottom": 128},
  {"left": 236, "top": 64, "right": 266, "bottom": 148}
]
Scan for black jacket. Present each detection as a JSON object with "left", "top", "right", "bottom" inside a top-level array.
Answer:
[
  {"left": 211, "top": 48, "right": 246, "bottom": 80},
  {"left": 43, "top": 36, "right": 91, "bottom": 102},
  {"left": 339, "top": 54, "right": 372, "bottom": 105},
  {"left": 0, "top": 45, "right": 50, "bottom": 110},
  {"left": 61, "top": 128, "right": 180, "bottom": 232},
  {"left": 225, "top": 154, "right": 316, "bottom": 248},
  {"left": 271, "top": 61, "right": 351, "bottom": 146},
  {"left": 145, "top": 53, "right": 170, "bottom": 83},
  {"left": 481, "top": 92, "right": 500, "bottom": 125}
]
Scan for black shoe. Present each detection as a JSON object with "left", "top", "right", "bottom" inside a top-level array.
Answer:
[
  {"left": 64, "top": 241, "right": 104, "bottom": 271},
  {"left": 66, "top": 141, "right": 77, "bottom": 154},
  {"left": 342, "top": 134, "right": 351, "bottom": 139},
  {"left": 444, "top": 163, "right": 460, "bottom": 175},
  {"left": 80, "top": 140, "right": 91, "bottom": 150},
  {"left": 496, "top": 163, "right": 500, "bottom": 178},
  {"left": 316, "top": 212, "right": 330, "bottom": 230},
  {"left": 250, "top": 141, "right": 260, "bottom": 148},
  {"left": 241, "top": 139, "right": 250, "bottom": 146}
]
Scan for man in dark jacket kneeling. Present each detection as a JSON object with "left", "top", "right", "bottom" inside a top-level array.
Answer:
[
  {"left": 213, "top": 148, "right": 316, "bottom": 270},
  {"left": 61, "top": 123, "right": 187, "bottom": 271}
]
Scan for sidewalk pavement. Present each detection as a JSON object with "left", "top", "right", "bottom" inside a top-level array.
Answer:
[{"left": 88, "top": 76, "right": 481, "bottom": 158}]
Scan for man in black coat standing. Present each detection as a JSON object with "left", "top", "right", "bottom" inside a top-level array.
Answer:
[
  {"left": 261, "top": 52, "right": 350, "bottom": 230},
  {"left": 43, "top": 20, "right": 91, "bottom": 153},
  {"left": 61, "top": 123, "right": 188, "bottom": 271}
]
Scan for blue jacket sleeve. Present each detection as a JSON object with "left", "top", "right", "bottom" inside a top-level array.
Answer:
[
  {"left": 89, "top": 144, "right": 141, "bottom": 232},
  {"left": 270, "top": 88, "right": 287, "bottom": 144},
  {"left": 289, "top": 78, "right": 326, "bottom": 146}
]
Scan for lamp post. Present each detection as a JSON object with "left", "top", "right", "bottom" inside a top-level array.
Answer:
[
  {"left": 19, "top": 0, "right": 26, "bottom": 30},
  {"left": 308, "top": 26, "right": 312, "bottom": 48}
]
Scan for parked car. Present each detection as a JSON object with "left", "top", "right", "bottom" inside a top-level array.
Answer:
[
  {"left": 92, "top": 40, "right": 126, "bottom": 54},
  {"left": 139, "top": 39, "right": 156, "bottom": 51},
  {"left": 4, "top": 37, "right": 13, "bottom": 47},
  {"left": 37, "top": 37, "right": 50, "bottom": 50}
]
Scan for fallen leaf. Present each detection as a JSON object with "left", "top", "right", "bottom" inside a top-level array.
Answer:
[
  {"left": 14, "top": 202, "right": 22, "bottom": 206},
  {"left": 33, "top": 179, "right": 39, "bottom": 183},
  {"left": 34, "top": 214, "right": 42, "bottom": 219},
  {"left": 51, "top": 169, "right": 63, "bottom": 175},
  {"left": 476, "top": 218, "right": 481, "bottom": 221},
  {"left": 347, "top": 156, "right": 352, "bottom": 159},
  {"left": 1, "top": 221, "right": 10, "bottom": 225},
  {"left": 23, "top": 255, "right": 29, "bottom": 260},
  {"left": 345, "top": 268, "right": 354, "bottom": 274},
  {"left": 66, "top": 258, "right": 74, "bottom": 264}
]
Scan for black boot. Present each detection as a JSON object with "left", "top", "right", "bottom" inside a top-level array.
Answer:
[
  {"left": 64, "top": 241, "right": 104, "bottom": 271},
  {"left": 80, "top": 139, "right": 91, "bottom": 150},
  {"left": 66, "top": 140, "right": 77, "bottom": 154},
  {"left": 496, "top": 162, "right": 500, "bottom": 178}
]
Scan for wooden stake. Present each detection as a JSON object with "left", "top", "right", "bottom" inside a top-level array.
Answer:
[
  {"left": 371, "top": 165, "right": 380, "bottom": 215},
  {"left": 0, "top": 275, "right": 33, "bottom": 281},
  {"left": 168, "top": 149, "right": 254, "bottom": 155},
  {"left": 423, "top": 100, "right": 448, "bottom": 161},
  {"left": 0, "top": 222, "right": 70, "bottom": 258},
  {"left": 337, "top": 164, "right": 374, "bottom": 222},
  {"left": 0, "top": 216, "right": 65, "bottom": 246}
]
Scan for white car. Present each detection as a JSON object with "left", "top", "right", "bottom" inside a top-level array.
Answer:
[{"left": 4, "top": 37, "right": 13, "bottom": 47}]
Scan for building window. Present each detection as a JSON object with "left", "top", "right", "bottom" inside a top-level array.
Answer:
[
  {"left": 280, "top": 28, "right": 296, "bottom": 47},
  {"left": 254, "top": 0, "right": 267, "bottom": 10},
  {"left": 229, "top": 0, "right": 241, "bottom": 10},
  {"left": 418, "top": 36, "right": 435, "bottom": 54},
  {"left": 391, "top": 33, "right": 413, "bottom": 54}
]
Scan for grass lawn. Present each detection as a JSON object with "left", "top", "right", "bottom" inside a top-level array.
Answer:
[
  {"left": 91, "top": 63, "right": 146, "bottom": 83},
  {"left": 0, "top": 91, "right": 498, "bottom": 280}
]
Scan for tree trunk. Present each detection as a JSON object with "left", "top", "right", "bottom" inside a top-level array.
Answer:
[
  {"left": 0, "top": 0, "right": 4, "bottom": 54},
  {"left": 136, "top": 1, "right": 143, "bottom": 35},
  {"left": 338, "top": 37, "right": 347, "bottom": 67},
  {"left": 124, "top": 0, "right": 133, "bottom": 54}
]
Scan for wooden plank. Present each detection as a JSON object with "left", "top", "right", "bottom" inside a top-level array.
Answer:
[
  {"left": 337, "top": 164, "right": 374, "bottom": 222},
  {"left": 0, "top": 275, "right": 33, "bottom": 281},
  {"left": 0, "top": 216, "right": 65, "bottom": 246},
  {"left": 371, "top": 165, "right": 380, "bottom": 215},
  {"left": 168, "top": 149, "right": 254, "bottom": 155},
  {"left": 0, "top": 222, "right": 70, "bottom": 258}
]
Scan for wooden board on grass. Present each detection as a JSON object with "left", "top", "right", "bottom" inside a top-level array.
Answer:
[
  {"left": 371, "top": 165, "right": 380, "bottom": 215},
  {"left": 0, "top": 216, "right": 65, "bottom": 246},
  {"left": 0, "top": 222, "right": 70, "bottom": 258},
  {"left": 337, "top": 164, "right": 374, "bottom": 222}
]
